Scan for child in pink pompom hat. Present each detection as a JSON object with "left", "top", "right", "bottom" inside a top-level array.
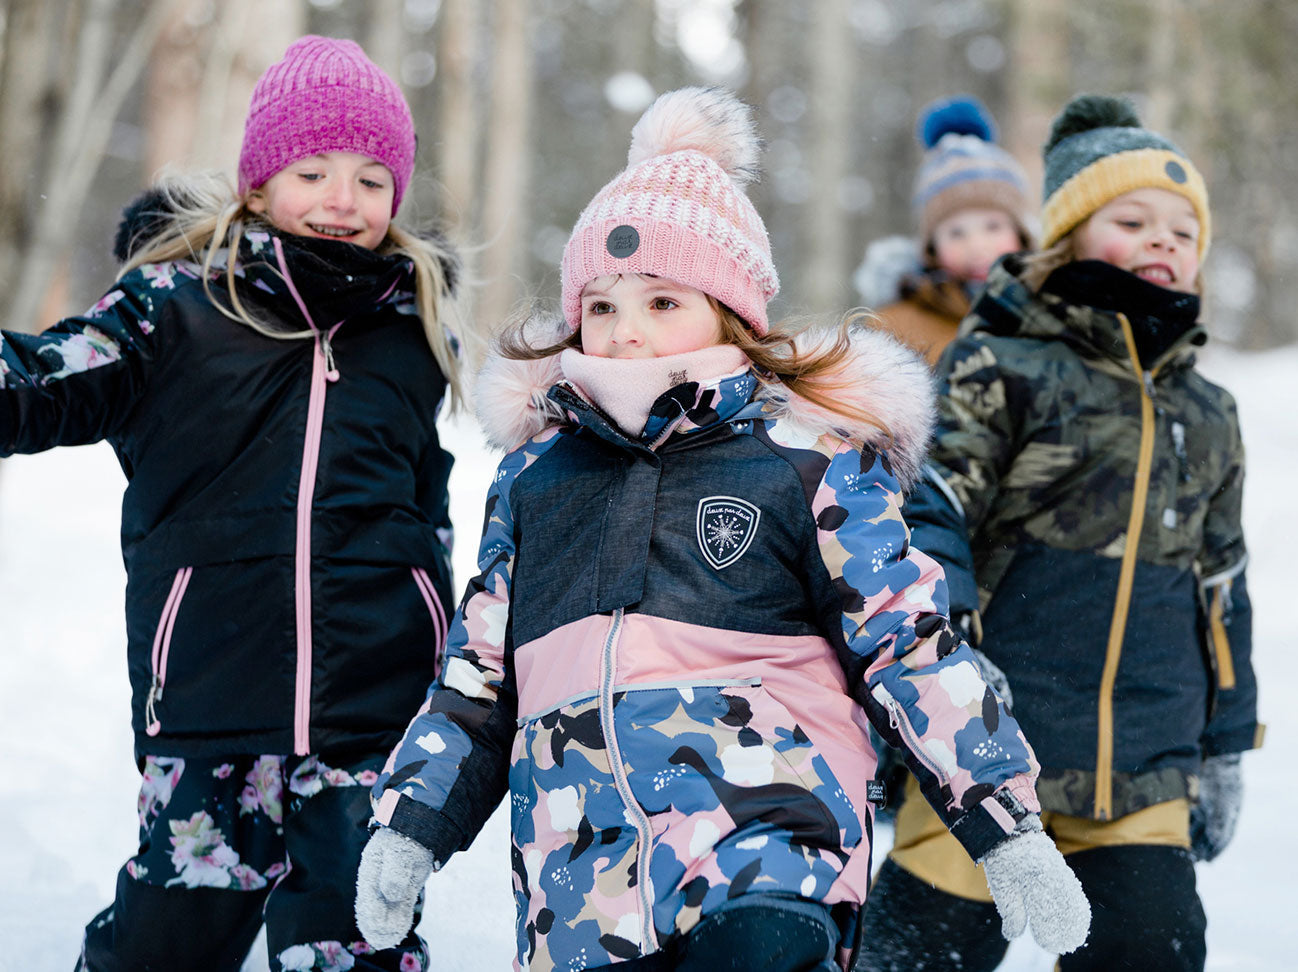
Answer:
[{"left": 356, "top": 87, "right": 1087, "bottom": 971}]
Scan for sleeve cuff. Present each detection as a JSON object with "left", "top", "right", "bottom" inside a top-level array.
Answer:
[
  {"left": 1202, "top": 722, "right": 1265, "bottom": 757},
  {"left": 382, "top": 794, "right": 470, "bottom": 864},
  {"left": 949, "top": 779, "right": 1041, "bottom": 862}
]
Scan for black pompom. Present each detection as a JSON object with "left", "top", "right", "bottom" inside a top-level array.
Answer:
[{"left": 1045, "top": 94, "right": 1143, "bottom": 153}]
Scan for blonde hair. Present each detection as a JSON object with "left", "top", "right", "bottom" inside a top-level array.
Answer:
[
  {"left": 119, "top": 172, "right": 466, "bottom": 411},
  {"left": 495, "top": 290, "right": 892, "bottom": 449}
]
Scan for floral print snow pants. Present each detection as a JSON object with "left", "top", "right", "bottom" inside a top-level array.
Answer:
[{"left": 78, "top": 753, "right": 429, "bottom": 972}]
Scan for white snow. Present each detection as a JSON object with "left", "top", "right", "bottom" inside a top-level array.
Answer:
[{"left": 1, "top": 344, "right": 1294, "bottom": 970}]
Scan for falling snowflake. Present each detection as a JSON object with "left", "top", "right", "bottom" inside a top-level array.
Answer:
[{"left": 707, "top": 515, "right": 744, "bottom": 552}]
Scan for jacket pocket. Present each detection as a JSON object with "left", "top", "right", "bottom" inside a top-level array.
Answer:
[
  {"left": 617, "top": 681, "right": 863, "bottom": 853},
  {"left": 144, "top": 567, "right": 193, "bottom": 737},
  {"left": 412, "top": 566, "right": 449, "bottom": 677}
]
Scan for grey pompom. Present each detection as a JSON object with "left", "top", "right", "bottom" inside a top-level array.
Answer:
[{"left": 1046, "top": 94, "right": 1143, "bottom": 153}]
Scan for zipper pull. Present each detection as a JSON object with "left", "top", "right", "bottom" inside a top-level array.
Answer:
[
  {"left": 322, "top": 332, "right": 340, "bottom": 383},
  {"left": 145, "top": 678, "right": 163, "bottom": 736}
]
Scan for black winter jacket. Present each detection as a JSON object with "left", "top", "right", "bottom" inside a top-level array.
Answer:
[{"left": 0, "top": 225, "right": 456, "bottom": 760}]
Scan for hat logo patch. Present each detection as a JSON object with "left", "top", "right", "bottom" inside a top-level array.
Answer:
[
  {"left": 697, "top": 496, "right": 761, "bottom": 570},
  {"left": 606, "top": 224, "right": 640, "bottom": 258},
  {"left": 1164, "top": 160, "right": 1187, "bottom": 184}
]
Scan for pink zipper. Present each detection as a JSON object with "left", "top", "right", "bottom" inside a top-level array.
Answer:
[
  {"left": 411, "top": 567, "right": 449, "bottom": 677},
  {"left": 144, "top": 567, "right": 193, "bottom": 736},
  {"left": 275, "top": 238, "right": 340, "bottom": 755}
]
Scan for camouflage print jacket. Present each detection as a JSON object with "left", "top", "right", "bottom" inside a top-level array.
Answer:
[
  {"left": 907, "top": 256, "right": 1259, "bottom": 821},
  {"left": 372, "top": 323, "right": 1042, "bottom": 972}
]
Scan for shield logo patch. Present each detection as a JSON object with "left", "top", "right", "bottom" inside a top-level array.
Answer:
[{"left": 696, "top": 496, "right": 761, "bottom": 570}]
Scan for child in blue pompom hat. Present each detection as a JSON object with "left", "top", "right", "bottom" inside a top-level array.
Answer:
[{"left": 855, "top": 95, "right": 1034, "bottom": 365}]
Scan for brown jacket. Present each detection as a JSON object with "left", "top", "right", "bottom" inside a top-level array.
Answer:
[{"left": 871, "top": 276, "right": 971, "bottom": 367}]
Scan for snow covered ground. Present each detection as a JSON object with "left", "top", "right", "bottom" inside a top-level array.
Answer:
[{"left": 2, "top": 344, "right": 1294, "bottom": 971}]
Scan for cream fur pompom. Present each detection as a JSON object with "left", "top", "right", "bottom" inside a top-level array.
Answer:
[{"left": 626, "top": 86, "right": 761, "bottom": 186}]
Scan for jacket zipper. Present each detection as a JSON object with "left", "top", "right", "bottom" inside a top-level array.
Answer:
[
  {"left": 870, "top": 683, "right": 950, "bottom": 787},
  {"left": 274, "top": 237, "right": 341, "bottom": 756},
  {"left": 144, "top": 566, "right": 193, "bottom": 736},
  {"left": 411, "top": 567, "right": 449, "bottom": 677},
  {"left": 1093, "top": 313, "right": 1161, "bottom": 819},
  {"left": 597, "top": 607, "right": 658, "bottom": 954}
]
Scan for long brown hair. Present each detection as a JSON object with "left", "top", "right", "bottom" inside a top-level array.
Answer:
[{"left": 493, "top": 286, "right": 892, "bottom": 448}]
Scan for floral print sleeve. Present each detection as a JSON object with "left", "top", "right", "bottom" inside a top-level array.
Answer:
[
  {"left": 371, "top": 430, "right": 565, "bottom": 862},
  {"left": 811, "top": 438, "right": 1041, "bottom": 860},
  {"left": 0, "top": 262, "right": 188, "bottom": 454}
]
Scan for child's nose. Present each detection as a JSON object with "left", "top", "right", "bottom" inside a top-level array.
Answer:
[
  {"left": 611, "top": 311, "right": 644, "bottom": 344},
  {"left": 326, "top": 182, "right": 356, "bottom": 211}
]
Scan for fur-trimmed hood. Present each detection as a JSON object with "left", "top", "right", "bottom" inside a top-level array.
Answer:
[{"left": 475, "top": 315, "right": 935, "bottom": 491}]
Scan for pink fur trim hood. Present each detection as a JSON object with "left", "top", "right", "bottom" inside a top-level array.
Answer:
[{"left": 474, "top": 314, "right": 935, "bottom": 491}]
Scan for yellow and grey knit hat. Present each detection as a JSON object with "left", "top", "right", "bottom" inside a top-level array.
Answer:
[{"left": 1041, "top": 94, "right": 1210, "bottom": 257}]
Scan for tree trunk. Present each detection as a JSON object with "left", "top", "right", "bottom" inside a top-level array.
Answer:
[
  {"left": 800, "top": 0, "right": 855, "bottom": 313},
  {"left": 435, "top": 0, "right": 480, "bottom": 230},
  {"left": 6, "top": 0, "right": 182, "bottom": 334},
  {"left": 476, "top": 0, "right": 533, "bottom": 338},
  {"left": 1142, "top": 0, "right": 1180, "bottom": 132},
  {"left": 0, "top": 0, "right": 59, "bottom": 301},
  {"left": 1003, "top": 0, "right": 1072, "bottom": 198},
  {"left": 145, "top": 0, "right": 206, "bottom": 175},
  {"left": 366, "top": 0, "right": 404, "bottom": 81}
]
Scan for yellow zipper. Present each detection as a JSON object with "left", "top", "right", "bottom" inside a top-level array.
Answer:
[
  {"left": 1208, "top": 586, "right": 1236, "bottom": 690},
  {"left": 1094, "top": 313, "right": 1159, "bottom": 819}
]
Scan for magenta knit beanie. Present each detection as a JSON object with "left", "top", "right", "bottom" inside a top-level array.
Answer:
[
  {"left": 561, "top": 87, "right": 779, "bottom": 336},
  {"left": 238, "top": 35, "right": 416, "bottom": 215}
]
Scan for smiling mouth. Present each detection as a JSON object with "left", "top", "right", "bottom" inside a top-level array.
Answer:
[
  {"left": 1135, "top": 265, "right": 1174, "bottom": 285},
  {"left": 307, "top": 224, "right": 361, "bottom": 238}
]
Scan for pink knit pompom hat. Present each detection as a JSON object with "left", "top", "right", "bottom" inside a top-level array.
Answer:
[
  {"left": 561, "top": 87, "right": 779, "bottom": 335},
  {"left": 238, "top": 35, "right": 416, "bottom": 215}
]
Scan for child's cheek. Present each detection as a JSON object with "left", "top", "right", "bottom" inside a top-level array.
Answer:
[{"left": 1093, "top": 236, "right": 1135, "bottom": 270}]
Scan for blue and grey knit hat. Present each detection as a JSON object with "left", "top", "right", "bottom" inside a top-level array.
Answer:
[
  {"left": 1041, "top": 93, "right": 1210, "bottom": 257},
  {"left": 912, "top": 95, "right": 1033, "bottom": 246}
]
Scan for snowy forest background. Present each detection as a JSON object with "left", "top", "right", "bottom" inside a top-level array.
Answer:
[
  {"left": 1, "top": 1, "right": 1296, "bottom": 970},
  {"left": 2, "top": 0, "right": 1298, "bottom": 347}
]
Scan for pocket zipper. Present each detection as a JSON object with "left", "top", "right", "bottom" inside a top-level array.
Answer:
[
  {"left": 145, "top": 567, "right": 193, "bottom": 737},
  {"left": 870, "top": 682, "right": 950, "bottom": 787},
  {"left": 412, "top": 567, "right": 449, "bottom": 676}
]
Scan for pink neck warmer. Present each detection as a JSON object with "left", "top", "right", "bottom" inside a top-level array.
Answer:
[{"left": 559, "top": 345, "right": 751, "bottom": 437}]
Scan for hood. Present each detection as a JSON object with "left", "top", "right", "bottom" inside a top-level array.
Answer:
[
  {"left": 854, "top": 234, "right": 922, "bottom": 308},
  {"left": 475, "top": 313, "right": 935, "bottom": 491}
]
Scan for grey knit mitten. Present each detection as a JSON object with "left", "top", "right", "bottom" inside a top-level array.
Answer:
[
  {"left": 355, "top": 828, "right": 438, "bottom": 949},
  {"left": 1190, "top": 752, "right": 1243, "bottom": 862},
  {"left": 980, "top": 817, "right": 1091, "bottom": 955}
]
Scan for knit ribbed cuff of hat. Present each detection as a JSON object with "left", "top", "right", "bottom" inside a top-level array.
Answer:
[{"left": 1041, "top": 147, "right": 1211, "bottom": 258}]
